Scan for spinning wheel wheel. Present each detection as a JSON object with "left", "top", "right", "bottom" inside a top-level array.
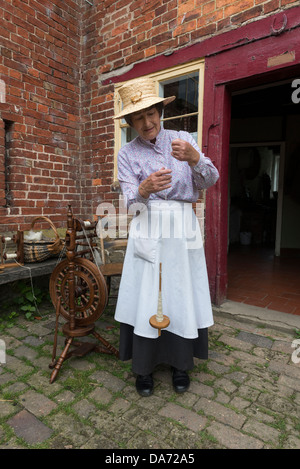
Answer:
[
  {"left": 49, "top": 257, "right": 107, "bottom": 326},
  {"left": 49, "top": 205, "right": 119, "bottom": 383}
]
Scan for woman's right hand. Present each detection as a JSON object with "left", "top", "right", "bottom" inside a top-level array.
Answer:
[{"left": 138, "top": 167, "right": 172, "bottom": 199}]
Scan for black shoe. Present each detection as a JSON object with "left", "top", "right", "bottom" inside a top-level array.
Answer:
[
  {"left": 172, "top": 368, "right": 190, "bottom": 393},
  {"left": 136, "top": 374, "right": 154, "bottom": 397}
]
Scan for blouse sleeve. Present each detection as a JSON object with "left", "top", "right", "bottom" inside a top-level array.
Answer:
[
  {"left": 117, "top": 148, "right": 149, "bottom": 208},
  {"left": 179, "top": 131, "right": 219, "bottom": 190}
]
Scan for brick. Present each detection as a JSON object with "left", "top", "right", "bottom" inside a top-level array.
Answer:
[
  {"left": 20, "top": 390, "right": 57, "bottom": 417},
  {"left": 236, "top": 331, "right": 273, "bottom": 349},
  {"left": 158, "top": 402, "right": 207, "bottom": 432},
  {"left": 257, "top": 392, "right": 298, "bottom": 415},
  {"left": 178, "top": 0, "right": 195, "bottom": 17},
  {"left": 215, "top": 0, "right": 234, "bottom": 7},
  {"left": 264, "top": 0, "right": 280, "bottom": 13},
  {"left": 194, "top": 397, "right": 247, "bottom": 428},
  {"left": 208, "top": 421, "right": 264, "bottom": 449},
  {"left": 243, "top": 418, "right": 280, "bottom": 444},
  {"left": 278, "top": 374, "right": 300, "bottom": 392},
  {"left": 231, "top": 5, "right": 263, "bottom": 23},
  {"left": 111, "top": 23, "right": 129, "bottom": 37},
  {"left": 145, "top": 46, "right": 157, "bottom": 58},
  {"left": 203, "top": 0, "right": 217, "bottom": 15},
  {"left": 148, "top": 21, "right": 169, "bottom": 39},
  {"left": 7, "top": 409, "right": 53, "bottom": 444},
  {"left": 151, "top": 30, "right": 173, "bottom": 45},
  {"left": 92, "top": 178, "right": 102, "bottom": 186},
  {"left": 191, "top": 22, "right": 217, "bottom": 40}
]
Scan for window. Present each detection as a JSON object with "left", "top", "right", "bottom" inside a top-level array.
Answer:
[{"left": 114, "top": 59, "right": 205, "bottom": 179}]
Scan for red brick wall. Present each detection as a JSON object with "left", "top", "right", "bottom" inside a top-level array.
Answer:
[
  {"left": 0, "top": 0, "right": 298, "bottom": 233},
  {"left": 93, "top": 0, "right": 298, "bottom": 72},
  {"left": 0, "top": 0, "right": 82, "bottom": 232}
]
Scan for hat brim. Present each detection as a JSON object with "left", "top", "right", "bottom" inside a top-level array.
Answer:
[{"left": 114, "top": 96, "right": 175, "bottom": 120}]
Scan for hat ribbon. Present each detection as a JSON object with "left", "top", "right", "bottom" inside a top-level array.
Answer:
[{"left": 131, "top": 91, "right": 142, "bottom": 104}]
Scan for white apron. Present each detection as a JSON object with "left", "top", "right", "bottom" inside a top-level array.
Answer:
[{"left": 114, "top": 201, "right": 214, "bottom": 339}]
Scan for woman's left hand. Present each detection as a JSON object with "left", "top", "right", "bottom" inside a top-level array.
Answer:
[{"left": 171, "top": 139, "right": 200, "bottom": 167}]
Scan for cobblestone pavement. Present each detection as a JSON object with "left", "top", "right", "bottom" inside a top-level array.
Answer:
[{"left": 1, "top": 300, "right": 300, "bottom": 450}]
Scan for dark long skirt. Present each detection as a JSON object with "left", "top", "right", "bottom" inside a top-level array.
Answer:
[{"left": 119, "top": 323, "right": 209, "bottom": 375}]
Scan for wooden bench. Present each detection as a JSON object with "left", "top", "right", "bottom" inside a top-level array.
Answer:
[{"left": 0, "top": 258, "right": 60, "bottom": 286}]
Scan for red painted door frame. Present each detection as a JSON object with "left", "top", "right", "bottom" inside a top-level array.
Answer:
[{"left": 202, "top": 13, "right": 300, "bottom": 305}]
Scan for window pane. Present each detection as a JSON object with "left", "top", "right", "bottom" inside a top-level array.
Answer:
[
  {"left": 121, "top": 126, "right": 138, "bottom": 146},
  {"left": 160, "top": 72, "right": 199, "bottom": 138},
  {"left": 159, "top": 72, "right": 199, "bottom": 118},
  {"left": 163, "top": 114, "right": 198, "bottom": 136}
]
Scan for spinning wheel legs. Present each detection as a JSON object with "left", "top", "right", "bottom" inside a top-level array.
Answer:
[
  {"left": 49, "top": 311, "right": 119, "bottom": 383},
  {"left": 92, "top": 330, "right": 119, "bottom": 357},
  {"left": 49, "top": 337, "right": 73, "bottom": 384}
]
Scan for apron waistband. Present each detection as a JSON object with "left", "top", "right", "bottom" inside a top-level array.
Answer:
[{"left": 147, "top": 200, "right": 193, "bottom": 211}]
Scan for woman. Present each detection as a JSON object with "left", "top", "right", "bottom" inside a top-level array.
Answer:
[{"left": 113, "top": 77, "right": 219, "bottom": 397}]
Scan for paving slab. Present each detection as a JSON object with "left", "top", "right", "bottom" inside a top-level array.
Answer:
[
  {"left": 236, "top": 331, "right": 273, "bottom": 348},
  {"left": 19, "top": 390, "right": 57, "bottom": 417},
  {"left": 7, "top": 409, "right": 53, "bottom": 445}
]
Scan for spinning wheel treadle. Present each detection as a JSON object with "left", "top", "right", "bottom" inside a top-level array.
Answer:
[{"left": 49, "top": 205, "right": 119, "bottom": 384}]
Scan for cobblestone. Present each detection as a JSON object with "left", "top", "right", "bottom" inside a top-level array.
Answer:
[{"left": 0, "top": 302, "right": 300, "bottom": 450}]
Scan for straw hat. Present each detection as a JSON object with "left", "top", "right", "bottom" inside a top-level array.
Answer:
[{"left": 114, "top": 77, "right": 175, "bottom": 119}]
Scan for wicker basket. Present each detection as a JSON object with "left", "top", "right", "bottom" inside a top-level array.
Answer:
[{"left": 24, "top": 216, "right": 64, "bottom": 263}]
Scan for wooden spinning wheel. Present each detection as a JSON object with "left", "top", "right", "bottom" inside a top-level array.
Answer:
[
  {"left": 50, "top": 257, "right": 107, "bottom": 327},
  {"left": 49, "top": 205, "right": 119, "bottom": 384}
]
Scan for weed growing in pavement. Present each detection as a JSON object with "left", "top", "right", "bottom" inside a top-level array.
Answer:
[
  {"left": 12, "top": 281, "right": 50, "bottom": 320},
  {"left": 0, "top": 280, "right": 51, "bottom": 329}
]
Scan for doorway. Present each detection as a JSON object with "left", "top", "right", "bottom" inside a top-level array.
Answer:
[
  {"left": 229, "top": 143, "right": 283, "bottom": 255},
  {"left": 227, "top": 80, "right": 300, "bottom": 315}
]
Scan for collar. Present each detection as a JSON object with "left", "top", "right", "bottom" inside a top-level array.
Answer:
[{"left": 138, "top": 127, "right": 165, "bottom": 147}]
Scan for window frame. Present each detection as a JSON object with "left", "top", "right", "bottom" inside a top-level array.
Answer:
[{"left": 113, "top": 59, "right": 205, "bottom": 180}]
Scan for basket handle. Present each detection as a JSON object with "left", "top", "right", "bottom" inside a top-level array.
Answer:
[{"left": 30, "top": 216, "right": 60, "bottom": 242}]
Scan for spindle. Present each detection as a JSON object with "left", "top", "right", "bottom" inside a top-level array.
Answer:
[{"left": 149, "top": 263, "right": 170, "bottom": 336}]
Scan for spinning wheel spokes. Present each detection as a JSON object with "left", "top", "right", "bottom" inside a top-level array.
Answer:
[
  {"left": 50, "top": 257, "right": 108, "bottom": 326},
  {"left": 59, "top": 269, "right": 95, "bottom": 315}
]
